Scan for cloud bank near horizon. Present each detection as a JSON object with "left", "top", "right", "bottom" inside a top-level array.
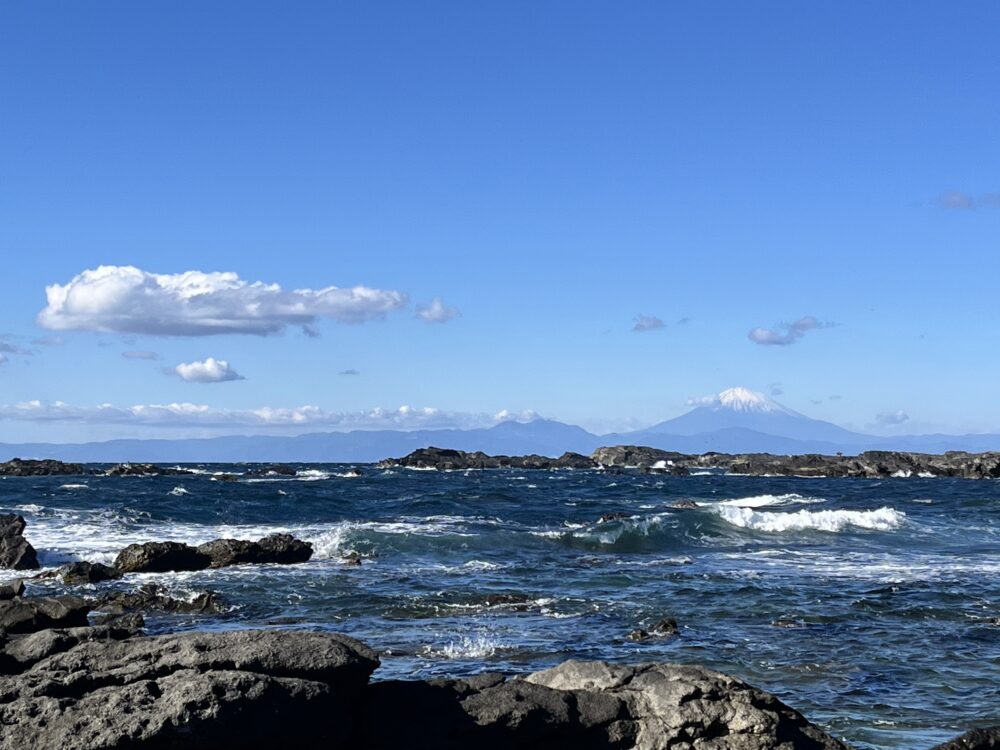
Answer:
[
  {"left": 0, "top": 400, "right": 541, "bottom": 431},
  {"left": 38, "top": 266, "right": 409, "bottom": 336}
]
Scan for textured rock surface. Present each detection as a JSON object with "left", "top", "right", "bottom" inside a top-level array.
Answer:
[
  {"left": 931, "top": 727, "right": 1000, "bottom": 750},
  {"left": 0, "top": 458, "right": 86, "bottom": 476},
  {"left": 113, "top": 540, "right": 211, "bottom": 573},
  {"left": 0, "top": 595, "right": 90, "bottom": 634},
  {"left": 196, "top": 533, "right": 313, "bottom": 567},
  {"left": 0, "top": 630, "right": 380, "bottom": 750},
  {"left": 0, "top": 514, "right": 39, "bottom": 570},
  {"left": 376, "top": 446, "right": 594, "bottom": 471},
  {"left": 58, "top": 561, "right": 122, "bottom": 584},
  {"left": 358, "top": 660, "right": 848, "bottom": 749},
  {"left": 93, "top": 583, "right": 224, "bottom": 615}
]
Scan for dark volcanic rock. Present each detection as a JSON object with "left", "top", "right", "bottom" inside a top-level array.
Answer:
[
  {"left": 0, "top": 625, "right": 138, "bottom": 672},
  {"left": 598, "top": 512, "right": 632, "bottom": 524},
  {"left": 58, "top": 561, "right": 122, "bottom": 585},
  {"left": 196, "top": 533, "right": 313, "bottom": 567},
  {"left": 113, "top": 541, "right": 211, "bottom": 573},
  {"left": 94, "top": 583, "right": 225, "bottom": 615},
  {"left": 0, "top": 595, "right": 89, "bottom": 634},
  {"left": 0, "top": 630, "right": 380, "bottom": 750},
  {"left": 0, "top": 458, "right": 86, "bottom": 476},
  {"left": 377, "top": 447, "right": 597, "bottom": 471},
  {"left": 0, "top": 514, "right": 39, "bottom": 570},
  {"left": 931, "top": 727, "right": 1000, "bottom": 749},
  {"left": 0, "top": 579, "right": 25, "bottom": 599},
  {"left": 105, "top": 462, "right": 192, "bottom": 476},
  {"left": 359, "top": 659, "right": 848, "bottom": 749},
  {"left": 243, "top": 463, "right": 298, "bottom": 478},
  {"left": 591, "top": 446, "right": 692, "bottom": 473}
]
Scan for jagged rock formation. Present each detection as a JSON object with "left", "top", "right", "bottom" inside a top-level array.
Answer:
[
  {"left": 930, "top": 727, "right": 1000, "bottom": 749},
  {"left": 0, "top": 515, "right": 39, "bottom": 570},
  {"left": 376, "top": 447, "right": 595, "bottom": 471}
]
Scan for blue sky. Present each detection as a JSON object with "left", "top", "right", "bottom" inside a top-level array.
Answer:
[{"left": 1, "top": 1, "right": 998, "bottom": 442}]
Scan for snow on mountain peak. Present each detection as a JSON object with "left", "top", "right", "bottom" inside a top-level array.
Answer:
[{"left": 710, "top": 387, "right": 790, "bottom": 414}]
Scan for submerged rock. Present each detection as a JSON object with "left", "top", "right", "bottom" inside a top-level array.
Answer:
[
  {"left": 0, "top": 514, "right": 39, "bottom": 570},
  {"left": 94, "top": 583, "right": 225, "bottom": 615}
]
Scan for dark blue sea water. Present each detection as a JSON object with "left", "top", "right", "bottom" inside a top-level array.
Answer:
[{"left": 2, "top": 465, "right": 998, "bottom": 749}]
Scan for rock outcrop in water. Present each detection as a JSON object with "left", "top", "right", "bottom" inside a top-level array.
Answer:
[
  {"left": 376, "top": 446, "right": 595, "bottom": 471},
  {"left": 113, "top": 534, "right": 314, "bottom": 573},
  {"left": 379, "top": 446, "right": 1000, "bottom": 479},
  {"left": 0, "top": 458, "right": 86, "bottom": 476},
  {"left": 0, "top": 514, "right": 39, "bottom": 570}
]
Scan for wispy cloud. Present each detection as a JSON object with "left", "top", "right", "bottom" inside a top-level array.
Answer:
[
  {"left": 937, "top": 191, "right": 1000, "bottom": 210},
  {"left": 38, "top": 265, "right": 408, "bottom": 336},
  {"left": 876, "top": 409, "right": 910, "bottom": 425},
  {"left": 748, "top": 316, "right": 830, "bottom": 346},
  {"left": 174, "top": 357, "right": 244, "bottom": 383},
  {"left": 122, "top": 350, "right": 160, "bottom": 360},
  {"left": 768, "top": 382, "right": 784, "bottom": 397},
  {"left": 0, "top": 354, "right": 7, "bottom": 366},
  {"left": 31, "top": 336, "right": 64, "bottom": 347},
  {"left": 0, "top": 401, "right": 540, "bottom": 431},
  {"left": 415, "top": 297, "right": 459, "bottom": 323},
  {"left": 632, "top": 315, "right": 665, "bottom": 332},
  {"left": 339, "top": 369, "right": 360, "bottom": 376}
]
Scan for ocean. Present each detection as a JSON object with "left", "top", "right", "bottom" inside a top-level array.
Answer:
[{"left": 2, "top": 465, "right": 998, "bottom": 749}]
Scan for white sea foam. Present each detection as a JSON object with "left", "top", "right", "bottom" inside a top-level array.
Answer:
[
  {"left": 717, "top": 493, "right": 823, "bottom": 508},
  {"left": 58, "top": 484, "right": 89, "bottom": 490},
  {"left": 431, "top": 633, "right": 504, "bottom": 659},
  {"left": 717, "top": 505, "right": 904, "bottom": 533},
  {"left": 168, "top": 486, "right": 190, "bottom": 496}
]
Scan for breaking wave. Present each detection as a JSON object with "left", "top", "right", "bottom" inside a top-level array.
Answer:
[{"left": 717, "top": 505, "right": 905, "bottom": 533}]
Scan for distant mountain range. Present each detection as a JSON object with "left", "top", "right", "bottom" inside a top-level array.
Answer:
[{"left": 3, "top": 387, "right": 1000, "bottom": 462}]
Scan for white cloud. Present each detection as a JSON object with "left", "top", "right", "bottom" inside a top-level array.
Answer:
[
  {"left": 174, "top": 357, "right": 244, "bottom": 383},
  {"left": 0, "top": 400, "right": 542, "bottom": 431},
  {"left": 748, "top": 316, "right": 830, "bottom": 346},
  {"left": 876, "top": 409, "right": 910, "bottom": 425},
  {"left": 632, "top": 315, "right": 665, "bottom": 332},
  {"left": 415, "top": 297, "right": 459, "bottom": 323},
  {"left": 38, "top": 265, "right": 408, "bottom": 336}
]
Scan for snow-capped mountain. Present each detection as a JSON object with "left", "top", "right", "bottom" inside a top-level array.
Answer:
[{"left": 619, "top": 387, "right": 869, "bottom": 447}]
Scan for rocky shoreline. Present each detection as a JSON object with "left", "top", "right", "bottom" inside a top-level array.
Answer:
[
  {"left": 0, "top": 501, "right": 996, "bottom": 746},
  {"left": 378, "top": 446, "right": 1000, "bottom": 479}
]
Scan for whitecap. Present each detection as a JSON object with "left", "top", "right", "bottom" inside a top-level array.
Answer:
[
  {"left": 717, "top": 505, "right": 904, "bottom": 533},
  {"left": 58, "top": 484, "right": 89, "bottom": 491},
  {"left": 429, "top": 633, "right": 504, "bottom": 659},
  {"left": 717, "top": 493, "right": 823, "bottom": 508},
  {"left": 168, "top": 486, "right": 190, "bottom": 496}
]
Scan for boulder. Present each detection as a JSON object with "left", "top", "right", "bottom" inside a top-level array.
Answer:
[
  {"left": 0, "top": 514, "right": 39, "bottom": 570},
  {"left": 113, "top": 541, "right": 211, "bottom": 573},
  {"left": 58, "top": 562, "right": 122, "bottom": 585},
  {"left": 0, "top": 625, "right": 138, "bottom": 673},
  {"left": 931, "top": 727, "right": 1000, "bottom": 749},
  {"left": 0, "top": 630, "right": 380, "bottom": 749},
  {"left": 196, "top": 533, "right": 313, "bottom": 568},
  {"left": 0, "top": 578, "right": 24, "bottom": 600},
  {"left": 358, "top": 660, "right": 848, "bottom": 749},
  {"left": 0, "top": 595, "right": 89, "bottom": 634}
]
